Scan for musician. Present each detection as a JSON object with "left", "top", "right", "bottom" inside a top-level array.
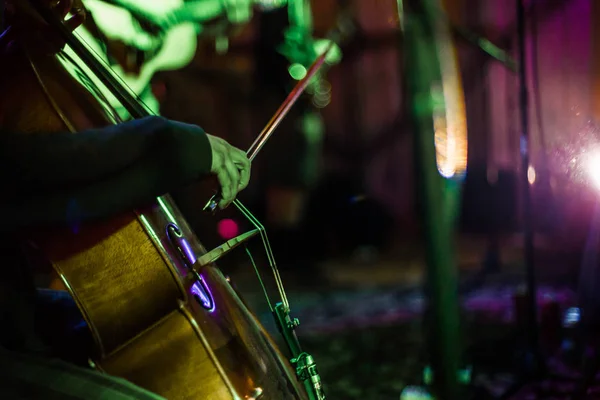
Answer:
[
  {"left": 255, "top": 5, "right": 333, "bottom": 270},
  {"left": 0, "top": 1, "right": 250, "bottom": 398},
  {"left": 71, "top": 0, "right": 254, "bottom": 118},
  {"left": 82, "top": 0, "right": 339, "bottom": 272}
]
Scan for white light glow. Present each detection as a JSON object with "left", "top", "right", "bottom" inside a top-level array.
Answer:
[
  {"left": 586, "top": 149, "right": 600, "bottom": 190},
  {"left": 527, "top": 165, "right": 536, "bottom": 184}
]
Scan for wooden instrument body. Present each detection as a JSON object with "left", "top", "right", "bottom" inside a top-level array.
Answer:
[{"left": 0, "top": 25, "right": 306, "bottom": 400}]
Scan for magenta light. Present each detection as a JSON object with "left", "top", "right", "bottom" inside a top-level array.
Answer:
[{"left": 217, "top": 218, "right": 239, "bottom": 240}]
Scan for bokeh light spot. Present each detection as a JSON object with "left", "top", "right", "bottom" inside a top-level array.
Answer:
[
  {"left": 527, "top": 165, "right": 536, "bottom": 184},
  {"left": 586, "top": 149, "right": 600, "bottom": 191},
  {"left": 288, "top": 63, "right": 307, "bottom": 80},
  {"left": 218, "top": 218, "right": 239, "bottom": 240}
]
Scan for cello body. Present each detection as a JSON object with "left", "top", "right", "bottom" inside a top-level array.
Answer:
[{"left": 0, "top": 15, "right": 307, "bottom": 400}]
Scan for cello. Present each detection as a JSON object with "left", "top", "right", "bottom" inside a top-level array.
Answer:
[{"left": 0, "top": 1, "right": 325, "bottom": 398}]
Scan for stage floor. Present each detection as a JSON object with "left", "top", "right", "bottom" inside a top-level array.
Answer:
[{"left": 227, "top": 233, "right": 591, "bottom": 399}]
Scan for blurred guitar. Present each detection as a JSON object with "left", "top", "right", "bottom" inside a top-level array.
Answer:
[
  {"left": 70, "top": 0, "right": 198, "bottom": 116},
  {"left": 71, "top": 0, "right": 287, "bottom": 116}
]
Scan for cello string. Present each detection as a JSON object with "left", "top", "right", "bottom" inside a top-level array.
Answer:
[
  {"left": 69, "top": 28, "right": 156, "bottom": 116},
  {"left": 235, "top": 200, "right": 290, "bottom": 309},
  {"left": 68, "top": 7, "right": 294, "bottom": 310},
  {"left": 233, "top": 203, "right": 278, "bottom": 307},
  {"left": 234, "top": 199, "right": 288, "bottom": 307},
  {"left": 234, "top": 199, "right": 291, "bottom": 310},
  {"left": 244, "top": 245, "right": 274, "bottom": 312}
]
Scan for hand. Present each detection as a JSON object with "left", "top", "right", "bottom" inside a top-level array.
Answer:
[{"left": 206, "top": 134, "right": 251, "bottom": 209}]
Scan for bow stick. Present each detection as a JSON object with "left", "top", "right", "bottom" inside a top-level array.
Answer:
[{"left": 203, "top": 41, "right": 333, "bottom": 212}]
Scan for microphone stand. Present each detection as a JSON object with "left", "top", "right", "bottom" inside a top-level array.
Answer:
[
  {"left": 515, "top": 0, "right": 543, "bottom": 373},
  {"left": 400, "top": 0, "right": 547, "bottom": 398},
  {"left": 400, "top": 0, "right": 464, "bottom": 398},
  {"left": 450, "top": 24, "right": 516, "bottom": 72},
  {"left": 495, "top": 0, "right": 548, "bottom": 398}
]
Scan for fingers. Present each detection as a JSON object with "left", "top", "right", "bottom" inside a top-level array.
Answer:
[
  {"left": 206, "top": 134, "right": 251, "bottom": 209},
  {"left": 237, "top": 162, "right": 250, "bottom": 191},
  {"left": 231, "top": 150, "right": 251, "bottom": 190},
  {"left": 222, "top": 157, "right": 241, "bottom": 207},
  {"left": 215, "top": 168, "right": 234, "bottom": 209}
]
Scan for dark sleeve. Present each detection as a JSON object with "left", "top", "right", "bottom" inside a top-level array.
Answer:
[{"left": 0, "top": 116, "right": 212, "bottom": 228}]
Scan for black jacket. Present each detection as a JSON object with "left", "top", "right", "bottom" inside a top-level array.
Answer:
[{"left": 0, "top": 116, "right": 212, "bottom": 352}]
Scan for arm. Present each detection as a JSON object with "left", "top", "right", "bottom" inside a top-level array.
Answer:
[{"left": 0, "top": 116, "right": 212, "bottom": 227}]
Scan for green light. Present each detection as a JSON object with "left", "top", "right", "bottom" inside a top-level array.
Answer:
[
  {"left": 288, "top": 63, "right": 307, "bottom": 80},
  {"left": 314, "top": 40, "right": 343, "bottom": 65},
  {"left": 157, "top": 197, "right": 177, "bottom": 223},
  {"left": 257, "top": 0, "right": 287, "bottom": 10}
]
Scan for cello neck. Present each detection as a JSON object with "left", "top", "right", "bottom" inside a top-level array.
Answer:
[{"left": 26, "top": 0, "right": 150, "bottom": 119}]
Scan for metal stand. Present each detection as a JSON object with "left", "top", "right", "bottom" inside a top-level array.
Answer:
[
  {"left": 500, "top": 4, "right": 547, "bottom": 398},
  {"left": 449, "top": 1, "right": 547, "bottom": 388},
  {"left": 274, "top": 303, "right": 326, "bottom": 400},
  {"left": 232, "top": 200, "right": 326, "bottom": 400},
  {"left": 516, "top": 0, "right": 544, "bottom": 372},
  {"left": 400, "top": 0, "right": 548, "bottom": 398},
  {"left": 401, "top": 0, "right": 464, "bottom": 398}
]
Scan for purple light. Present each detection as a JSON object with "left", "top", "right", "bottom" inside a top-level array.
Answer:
[
  {"left": 179, "top": 237, "right": 197, "bottom": 265},
  {"left": 191, "top": 276, "right": 216, "bottom": 313}
]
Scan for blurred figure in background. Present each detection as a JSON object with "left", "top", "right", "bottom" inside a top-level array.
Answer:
[
  {"left": 255, "top": 3, "right": 340, "bottom": 272},
  {"left": 72, "top": 0, "right": 253, "bottom": 118}
]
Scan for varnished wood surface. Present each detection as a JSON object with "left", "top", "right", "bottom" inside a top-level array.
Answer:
[{"left": 100, "top": 309, "right": 233, "bottom": 400}]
